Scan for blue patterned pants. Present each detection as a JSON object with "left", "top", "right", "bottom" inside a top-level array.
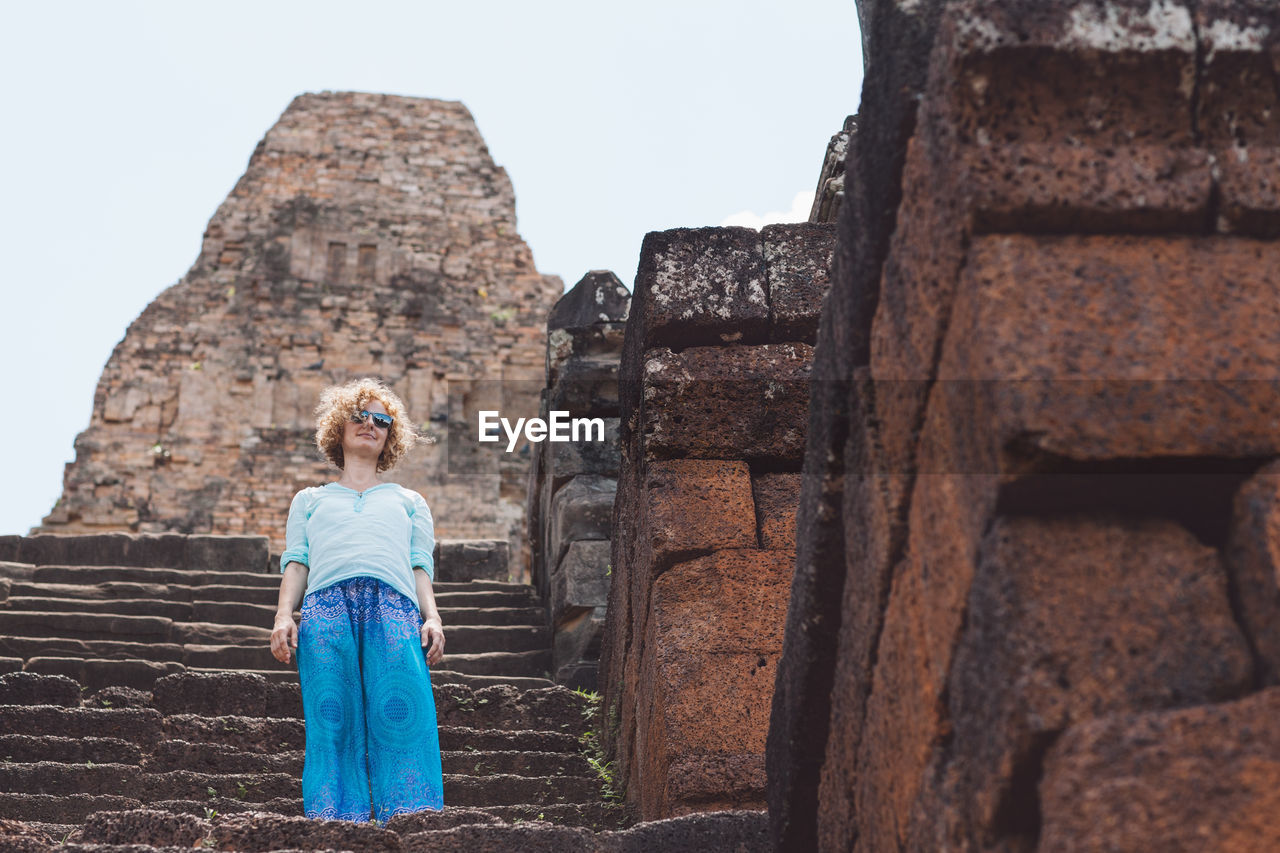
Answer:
[{"left": 297, "top": 575, "right": 444, "bottom": 821}]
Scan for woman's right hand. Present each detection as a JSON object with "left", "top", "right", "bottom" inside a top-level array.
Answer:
[{"left": 270, "top": 614, "right": 298, "bottom": 664}]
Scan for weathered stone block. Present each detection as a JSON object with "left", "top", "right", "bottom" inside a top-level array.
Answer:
[
  {"left": 437, "top": 540, "right": 509, "bottom": 583},
  {"left": 751, "top": 473, "right": 801, "bottom": 551},
  {"left": 547, "top": 324, "right": 627, "bottom": 386},
  {"left": 152, "top": 671, "right": 269, "bottom": 717},
  {"left": 643, "top": 460, "right": 756, "bottom": 568},
  {"left": 1039, "top": 688, "right": 1280, "bottom": 851},
  {"left": 940, "top": 515, "right": 1252, "bottom": 848},
  {"left": 1198, "top": 0, "right": 1280, "bottom": 235},
  {"left": 1226, "top": 461, "right": 1280, "bottom": 685},
  {"left": 553, "top": 605, "right": 606, "bottom": 688},
  {"left": 551, "top": 540, "right": 611, "bottom": 627},
  {"left": 182, "top": 534, "right": 270, "bottom": 573},
  {"left": 547, "top": 356, "right": 620, "bottom": 416},
  {"left": 761, "top": 223, "right": 836, "bottom": 343},
  {"left": 547, "top": 270, "right": 631, "bottom": 330},
  {"left": 966, "top": 144, "right": 1212, "bottom": 233},
  {"left": 18, "top": 533, "right": 189, "bottom": 569},
  {"left": 631, "top": 227, "right": 769, "bottom": 349},
  {"left": 0, "top": 672, "right": 81, "bottom": 707},
  {"left": 937, "top": 235, "right": 1280, "bottom": 470},
  {"left": 81, "top": 809, "right": 208, "bottom": 847},
  {"left": 641, "top": 345, "right": 812, "bottom": 462},
  {"left": 547, "top": 418, "right": 621, "bottom": 485},
  {"left": 547, "top": 476, "right": 617, "bottom": 570},
  {"left": 636, "top": 549, "right": 793, "bottom": 818}
]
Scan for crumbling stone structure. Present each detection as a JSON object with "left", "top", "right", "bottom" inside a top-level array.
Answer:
[
  {"left": 809, "top": 116, "right": 854, "bottom": 225},
  {"left": 39, "top": 91, "right": 562, "bottom": 567},
  {"left": 599, "top": 223, "right": 834, "bottom": 820},
  {"left": 769, "top": 0, "right": 1280, "bottom": 850},
  {"left": 525, "top": 271, "right": 630, "bottom": 689}
]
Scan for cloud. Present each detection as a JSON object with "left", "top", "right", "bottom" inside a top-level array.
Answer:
[{"left": 718, "top": 190, "right": 814, "bottom": 229}]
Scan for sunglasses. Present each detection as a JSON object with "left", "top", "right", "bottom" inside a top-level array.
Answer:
[{"left": 350, "top": 410, "right": 394, "bottom": 430}]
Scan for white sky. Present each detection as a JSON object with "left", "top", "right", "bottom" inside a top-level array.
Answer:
[{"left": 0, "top": 1, "right": 862, "bottom": 536}]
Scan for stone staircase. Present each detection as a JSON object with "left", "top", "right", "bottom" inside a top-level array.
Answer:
[{"left": 0, "top": 533, "right": 771, "bottom": 850}]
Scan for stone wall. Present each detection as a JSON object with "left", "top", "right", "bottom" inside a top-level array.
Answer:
[
  {"left": 769, "top": 0, "right": 1280, "bottom": 850},
  {"left": 599, "top": 223, "right": 834, "bottom": 820},
  {"left": 525, "top": 271, "right": 630, "bottom": 690},
  {"left": 39, "top": 92, "right": 562, "bottom": 571}
]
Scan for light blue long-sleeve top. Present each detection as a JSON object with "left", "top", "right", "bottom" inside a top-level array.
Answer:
[{"left": 279, "top": 482, "right": 435, "bottom": 607}]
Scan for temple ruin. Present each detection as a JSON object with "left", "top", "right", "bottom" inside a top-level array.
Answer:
[{"left": 38, "top": 91, "right": 562, "bottom": 571}]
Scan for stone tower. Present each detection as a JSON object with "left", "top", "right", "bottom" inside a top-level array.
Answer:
[{"left": 40, "top": 91, "right": 563, "bottom": 563}]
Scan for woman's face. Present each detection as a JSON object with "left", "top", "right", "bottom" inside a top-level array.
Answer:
[{"left": 342, "top": 398, "right": 391, "bottom": 461}]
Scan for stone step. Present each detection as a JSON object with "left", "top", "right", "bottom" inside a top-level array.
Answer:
[
  {"left": 8, "top": 564, "right": 534, "bottom": 594},
  {"left": 387, "top": 822, "right": 598, "bottom": 850},
  {"left": 1, "top": 612, "right": 172, "bottom": 642},
  {"left": 0, "top": 763, "right": 601, "bottom": 809},
  {"left": 0, "top": 623, "right": 549, "bottom": 658},
  {"left": 137, "top": 741, "right": 590, "bottom": 777},
  {"left": 66, "top": 808, "right": 763, "bottom": 850},
  {"left": 440, "top": 624, "right": 550, "bottom": 654},
  {"left": 0, "top": 705, "right": 164, "bottom": 746},
  {"left": 428, "top": 671, "right": 557, "bottom": 690},
  {"left": 0, "top": 735, "right": 142, "bottom": 765},
  {"left": 433, "top": 589, "right": 539, "bottom": 608},
  {"left": 440, "top": 650, "right": 551, "bottom": 678},
  {"left": 0, "top": 533, "right": 267, "bottom": 572},
  {"left": 30, "top": 566, "right": 277, "bottom": 588},
  {"left": 0, "top": 637, "right": 185, "bottom": 664},
  {"left": 477, "top": 802, "right": 634, "bottom": 831},
  {"left": 7, "top": 580, "right": 260, "bottom": 605},
  {"left": 7, "top": 579, "right": 541, "bottom": 610},
  {"left": 157, "top": 713, "right": 581, "bottom": 754},
  {"left": 0, "top": 791, "right": 143, "bottom": 823},
  {"left": 182, "top": 665, "right": 555, "bottom": 690},
  {"left": 4, "top": 598, "right": 546, "bottom": 630},
  {"left": 3, "top": 597, "right": 195, "bottom": 620},
  {"left": 107, "top": 798, "right": 636, "bottom": 832},
  {"left": 144, "top": 678, "right": 585, "bottom": 734},
  {"left": 0, "top": 672, "right": 82, "bottom": 707},
  {"left": 23, "top": 657, "right": 186, "bottom": 691}
]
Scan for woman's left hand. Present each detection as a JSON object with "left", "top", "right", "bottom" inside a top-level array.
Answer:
[{"left": 421, "top": 619, "right": 445, "bottom": 667}]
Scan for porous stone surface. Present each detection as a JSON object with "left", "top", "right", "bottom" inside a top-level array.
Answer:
[
  {"left": 767, "top": 0, "right": 1280, "bottom": 849},
  {"left": 808, "top": 116, "right": 854, "bottom": 225},
  {"left": 1226, "top": 461, "right": 1280, "bottom": 684},
  {"left": 1039, "top": 688, "right": 1280, "bottom": 851},
  {"left": 525, "top": 275, "right": 628, "bottom": 690},
  {"left": 600, "top": 222, "right": 831, "bottom": 820},
  {"left": 38, "top": 91, "right": 563, "bottom": 575}
]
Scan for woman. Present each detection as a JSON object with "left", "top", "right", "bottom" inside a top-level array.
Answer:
[{"left": 269, "top": 377, "right": 446, "bottom": 822}]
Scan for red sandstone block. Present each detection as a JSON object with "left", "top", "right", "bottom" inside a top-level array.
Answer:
[
  {"left": 966, "top": 143, "right": 1212, "bottom": 233},
  {"left": 640, "top": 345, "right": 812, "bottom": 462},
  {"left": 1226, "top": 460, "right": 1280, "bottom": 685},
  {"left": 1216, "top": 152, "right": 1280, "bottom": 236},
  {"left": 636, "top": 549, "right": 793, "bottom": 819},
  {"left": 1040, "top": 687, "right": 1280, "bottom": 851},
  {"left": 936, "top": 234, "right": 1280, "bottom": 471},
  {"left": 751, "top": 473, "right": 800, "bottom": 551},
  {"left": 643, "top": 460, "right": 757, "bottom": 567},
  {"left": 936, "top": 516, "right": 1251, "bottom": 846}
]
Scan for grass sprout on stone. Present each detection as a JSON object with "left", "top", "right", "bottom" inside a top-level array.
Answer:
[{"left": 575, "top": 690, "right": 623, "bottom": 803}]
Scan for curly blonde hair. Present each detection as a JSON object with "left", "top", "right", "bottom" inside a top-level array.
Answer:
[{"left": 314, "top": 378, "right": 422, "bottom": 472}]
